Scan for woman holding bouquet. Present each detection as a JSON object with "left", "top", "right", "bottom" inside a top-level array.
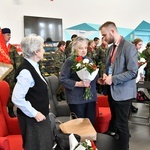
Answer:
[{"left": 60, "top": 36, "right": 98, "bottom": 125}]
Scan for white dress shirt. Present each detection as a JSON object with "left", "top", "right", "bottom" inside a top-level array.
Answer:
[{"left": 12, "top": 58, "right": 46, "bottom": 118}]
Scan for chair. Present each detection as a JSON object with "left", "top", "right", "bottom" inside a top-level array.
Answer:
[
  {"left": 96, "top": 133, "right": 121, "bottom": 150},
  {"left": 0, "top": 81, "right": 23, "bottom": 150},
  {"left": 45, "top": 75, "right": 70, "bottom": 123},
  {"left": 95, "top": 95, "right": 111, "bottom": 133}
]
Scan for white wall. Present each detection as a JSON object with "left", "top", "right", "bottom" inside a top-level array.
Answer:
[{"left": 0, "top": 0, "right": 150, "bottom": 43}]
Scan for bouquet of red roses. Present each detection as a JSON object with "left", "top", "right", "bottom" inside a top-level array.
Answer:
[
  {"left": 69, "top": 133, "right": 97, "bottom": 150},
  {"left": 72, "top": 56, "right": 99, "bottom": 100}
]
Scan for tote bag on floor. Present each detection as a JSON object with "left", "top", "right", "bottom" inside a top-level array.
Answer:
[{"left": 59, "top": 118, "right": 97, "bottom": 142}]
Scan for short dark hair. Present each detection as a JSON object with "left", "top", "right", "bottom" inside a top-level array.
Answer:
[
  {"left": 132, "top": 38, "right": 143, "bottom": 45},
  {"left": 2, "top": 28, "right": 11, "bottom": 34},
  {"left": 44, "top": 37, "right": 52, "bottom": 44},
  {"left": 71, "top": 34, "right": 78, "bottom": 39},
  {"left": 99, "top": 21, "right": 117, "bottom": 30},
  {"left": 57, "top": 41, "right": 66, "bottom": 48},
  {"left": 93, "top": 37, "right": 99, "bottom": 41}
]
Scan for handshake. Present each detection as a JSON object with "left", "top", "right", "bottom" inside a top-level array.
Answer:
[
  {"left": 97, "top": 74, "right": 112, "bottom": 85},
  {"left": 98, "top": 77, "right": 106, "bottom": 85}
]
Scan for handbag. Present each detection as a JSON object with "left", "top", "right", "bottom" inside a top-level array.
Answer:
[
  {"left": 49, "top": 112, "right": 81, "bottom": 150},
  {"left": 59, "top": 118, "right": 97, "bottom": 141},
  {"left": 55, "top": 133, "right": 80, "bottom": 150},
  {"left": 137, "top": 90, "right": 150, "bottom": 102}
]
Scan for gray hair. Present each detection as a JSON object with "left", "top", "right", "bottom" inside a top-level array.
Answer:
[
  {"left": 71, "top": 36, "right": 88, "bottom": 55},
  {"left": 20, "top": 34, "right": 44, "bottom": 58}
]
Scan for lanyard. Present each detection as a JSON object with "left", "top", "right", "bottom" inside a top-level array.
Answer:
[
  {"left": 110, "top": 45, "right": 117, "bottom": 63},
  {"left": 110, "top": 36, "right": 122, "bottom": 63}
]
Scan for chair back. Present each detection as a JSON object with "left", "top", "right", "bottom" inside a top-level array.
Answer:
[
  {"left": 46, "top": 75, "right": 59, "bottom": 116},
  {"left": 46, "top": 75, "right": 70, "bottom": 117},
  {"left": 97, "top": 95, "right": 109, "bottom": 107},
  {"left": 0, "top": 81, "right": 10, "bottom": 136}
]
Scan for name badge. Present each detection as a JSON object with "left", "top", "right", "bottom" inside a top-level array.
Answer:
[{"left": 108, "top": 63, "right": 113, "bottom": 75}]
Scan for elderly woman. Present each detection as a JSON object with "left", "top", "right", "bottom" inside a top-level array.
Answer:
[
  {"left": 12, "top": 34, "right": 53, "bottom": 150},
  {"left": 60, "top": 36, "right": 98, "bottom": 125}
]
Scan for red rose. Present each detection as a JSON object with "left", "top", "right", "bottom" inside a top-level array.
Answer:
[
  {"left": 91, "top": 64, "right": 97, "bottom": 70},
  {"left": 91, "top": 140, "right": 97, "bottom": 150},
  {"left": 75, "top": 56, "right": 82, "bottom": 62}
]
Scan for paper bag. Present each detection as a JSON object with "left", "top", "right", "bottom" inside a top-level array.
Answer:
[{"left": 59, "top": 118, "right": 97, "bottom": 141}]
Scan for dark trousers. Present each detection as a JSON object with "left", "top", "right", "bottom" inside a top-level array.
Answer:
[
  {"left": 69, "top": 101, "right": 96, "bottom": 126},
  {"left": 108, "top": 88, "right": 132, "bottom": 150}
]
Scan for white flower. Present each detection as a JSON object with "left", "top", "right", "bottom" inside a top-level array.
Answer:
[
  {"left": 140, "top": 58, "right": 146, "bottom": 63},
  {"left": 76, "top": 63, "right": 82, "bottom": 69},
  {"left": 85, "top": 139, "right": 91, "bottom": 147},
  {"left": 83, "top": 58, "right": 89, "bottom": 64}
]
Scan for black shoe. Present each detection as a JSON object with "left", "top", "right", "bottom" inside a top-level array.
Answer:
[{"left": 132, "top": 105, "right": 138, "bottom": 113}]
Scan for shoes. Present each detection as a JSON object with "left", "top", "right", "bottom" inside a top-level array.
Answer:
[{"left": 131, "top": 105, "right": 138, "bottom": 113}]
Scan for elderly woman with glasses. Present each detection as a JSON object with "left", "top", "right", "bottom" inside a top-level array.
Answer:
[{"left": 60, "top": 36, "right": 99, "bottom": 125}]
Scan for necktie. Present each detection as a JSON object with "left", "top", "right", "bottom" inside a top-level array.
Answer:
[
  {"left": 110, "top": 44, "right": 116, "bottom": 63},
  {"left": 111, "top": 44, "right": 116, "bottom": 56}
]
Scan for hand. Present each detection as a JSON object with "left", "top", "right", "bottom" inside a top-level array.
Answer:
[
  {"left": 75, "top": 80, "right": 91, "bottom": 87},
  {"left": 35, "top": 111, "right": 46, "bottom": 122},
  {"left": 97, "top": 78, "right": 105, "bottom": 85},
  {"left": 83, "top": 80, "right": 91, "bottom": 87},
  {"left": 103, "top": 73, "right": 107, "bottom": 80},
  {"left": 104, "top": 75, "right": 112, "bottom": 85}
]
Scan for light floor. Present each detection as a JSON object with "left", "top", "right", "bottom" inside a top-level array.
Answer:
[
  {"left": 129, "top": 102, "right": 150, "bottom": 150},
  {"left": 58, "top": 93, "right": 150, "bottom": 150}
]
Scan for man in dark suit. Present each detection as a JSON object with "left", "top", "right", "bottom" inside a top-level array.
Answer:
[{"left": 99, "top": 21, "right": 138, "bottom": 150}]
